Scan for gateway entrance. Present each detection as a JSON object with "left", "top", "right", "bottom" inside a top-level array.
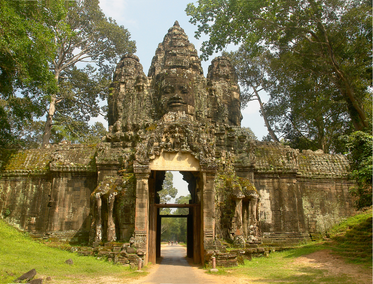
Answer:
[{"left": 148, "top": 171, "right": 202, "bottom": 264}]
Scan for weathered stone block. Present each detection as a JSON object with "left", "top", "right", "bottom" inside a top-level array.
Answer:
[
  {"left": 216, "top": 258, "right": 238, "bottom": 267},
  {"left": 78, "top": 250, "right": 93, "bottom": 256},
  {"left": 127, "top": 254, "right": 140, "bottom": 265},
  {"left": 126, "top": 247, "right": 136, "bottom": 254},
  {"left": 113, "top": 246, "right": 121, "bottom": 253}
]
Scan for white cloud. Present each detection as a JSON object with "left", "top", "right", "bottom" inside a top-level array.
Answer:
[{"left": 99, "top": 0, "right": 127, "bottom": 22}]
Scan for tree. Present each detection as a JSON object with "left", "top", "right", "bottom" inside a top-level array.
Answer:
[
  {"left": 173, "top": 195, "right": 191, "bottom": 243},
  {"left": 158, "top": 172, "right": 178, "bottom": 238},
  {"left": 161, "top": 195, "right": 191, "bottom": 243},
  {"left": 224, "top": 48, "right": 279, "bottom": 142},
  {"left": 0, "top": 0, "right": 56, "bottom": 148},
  {"left": 186, "top": 0, "right": 372, "bottom": 134},
  {"left": 344, "top": 131, "right": 372, "bottom": 209},
  {"left": 158, "top": 172, "right": 178, "bottom": 205},
  {"left": 51, "top": 121, "right": 107, "bottom": 144},
  {"left": 41, "top": 0, "right": 136, "bottom": 146},
  {"left": 264, "top": 50, "right": 354, "bottom": 152}
]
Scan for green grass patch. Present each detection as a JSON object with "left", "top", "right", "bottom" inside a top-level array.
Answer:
[
  {"left": 208, "top": 209, "right": 372, "bottom": 283},
  {"left": 0, "top": 220, "right": 145, "bottom": 283},
  {"left": 209, "top": 248, "right": 363, "bottom": 283},
  {"left": 326, "top": 208, "right": 372, "bottom": 266}
]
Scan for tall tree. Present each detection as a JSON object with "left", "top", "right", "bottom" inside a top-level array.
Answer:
[
  {"left": 0, "top": 0, "right": 56, "bottom": 148},
  {"left": 42, "top": 0, "right": 136, "bottom": 146},
  {"left": 224, "top": 48, "right": 279, "bottom": 142},
  {"left": 161, "top": 195, "right": 191, "bottom": 243},
  {"left": 264, "top": 51, "right": 354, "bottom": 152},
  {"left": 158, "top": 172, "right": 178, "bottom": 236},
  {"left": 187, "top": 0, "right": 372, "bottom": 135}
]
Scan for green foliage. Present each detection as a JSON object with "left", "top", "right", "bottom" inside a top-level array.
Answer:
[
  {"left": 161, "top": 194, "right": 191, "bottom": 243},
  {"left": 325, "top": 207, "right": 372, "bottom": 265},
  {"left": 214, "top": 160, "right": 246, "bottom": 240},
  {"left": 157, "top": 172, "right": 191, "bottom": 242},
  {"left": 3, "top": 208, "right": 11, "bottom": 218},
  {"left": 187, "top": 0, "right": 372, "bottom": 144},
  {"left": 42, "top": 0, "right": 136, "bottom": 146},
  {"left": 51, "top": 121, "right": 107, "bottom": 144},
  {"left": 0, "top": 219, "right": 137, "bottom": 283},
  {"left": 0, "top": 0, "right": 57, "bottom": 148},
  {"left": 158, "top": 172, "right": 178, "bottom": 205},
  {"left": 0, "top": 0, "right": 136, "bottom": 147},
  {"left": 344, "top": 131, "right": 372, "bottom": 209}
]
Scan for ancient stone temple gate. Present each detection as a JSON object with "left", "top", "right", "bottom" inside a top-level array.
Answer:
[{"left": 0, "top": 22, "right": 355, "bottom": 266}]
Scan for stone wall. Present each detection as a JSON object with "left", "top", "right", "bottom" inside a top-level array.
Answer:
[
  {"left": 0, "top": 145, "right": 97, "bottom": 243},
  {"left": 253, "top": 144, "right": 354, "bottom": 244},
  {"left": 0, "top": 140, "right": 355, "bottom": 247}
]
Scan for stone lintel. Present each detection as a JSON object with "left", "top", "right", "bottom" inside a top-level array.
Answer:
[{"left": 149, "top": 151, "right": 200, "bottom": 172}]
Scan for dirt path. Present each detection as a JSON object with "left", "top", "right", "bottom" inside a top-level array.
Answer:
[
  {"left": 294, "top": 249, "right": 372, "bottom": 284},
  {"left": 129, "top": 247, "right": 371, "bottom": 284},
  {"left": 130, "top": 245, "right": 233, "bottom": 284}
]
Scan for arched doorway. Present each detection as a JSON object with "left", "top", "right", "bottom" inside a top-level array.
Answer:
[
  {"left": 134, "top": 151, "right": 216, "bottom": 265},
  {"left": 148, "top": 170, "right": 201, "bottom": 264}
]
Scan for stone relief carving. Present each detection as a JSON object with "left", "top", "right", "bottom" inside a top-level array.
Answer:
[{"left": 90, "top": 177, "right": 124, "bottom": 244}]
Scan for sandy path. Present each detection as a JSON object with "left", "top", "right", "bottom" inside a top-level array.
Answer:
[
  {"left": 130, "top": 245, "right": 235, "bottom": 284},
  {"left": 294, "top": 249, "right": 372, "bottom": 284}
]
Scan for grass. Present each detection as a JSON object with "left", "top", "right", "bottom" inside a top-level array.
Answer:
[
  {"left": 326, "top": 207, "right": 372, "bottom": 266},
  {"left": 207, "top": 208, "right": 372, "bottom": 283},
  {"left": 0, "top": 220, "right": 146, "bottom": 283},
  {"left": 208, "top": 245, "right": 370, "bottom": 283},
  {"left": 0, "top": 209, "right": 371, "bottom": 283}
]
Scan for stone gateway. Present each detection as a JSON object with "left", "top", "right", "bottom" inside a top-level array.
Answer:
[{"left": 0, "top": 22, "right": 355, "bottom": 265}]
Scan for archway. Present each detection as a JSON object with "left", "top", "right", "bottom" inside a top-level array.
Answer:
[
  {"left": 148, "top": 170, "right": 201, "bottom": 264},
  {"left": 147, "top": 152, "right": 202, "bottom": 264}
]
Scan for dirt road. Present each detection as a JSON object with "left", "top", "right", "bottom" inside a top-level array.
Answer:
[{"left": 132, "top": 245, "right": 238, "bottom": 284}]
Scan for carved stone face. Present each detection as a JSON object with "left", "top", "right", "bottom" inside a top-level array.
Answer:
[{"left": 156, "top": 74, "right": 195, "bottom": 117}]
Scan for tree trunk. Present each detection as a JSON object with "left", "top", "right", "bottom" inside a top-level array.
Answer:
[
  {"left": 319, "top": 23, "right": 369, "bottom": 131},
  {"left": 253, "top": 86, "right": 280, "bottom": 142},
  {"left": 42, "top": 95, "right": 56, "bottom": 147},
  {"left": 42, "top": 72, "right": 59, "bottom": 148}
]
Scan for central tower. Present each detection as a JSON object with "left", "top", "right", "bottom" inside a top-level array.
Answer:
[{"left": 95, "top": 21, "right": 254, "bottom": 265}]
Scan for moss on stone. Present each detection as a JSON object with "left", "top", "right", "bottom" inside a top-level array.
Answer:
[{"left": 2, "top": 149, "right": 52, "bottom": 173}]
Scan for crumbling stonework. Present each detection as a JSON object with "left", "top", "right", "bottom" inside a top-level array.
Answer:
[{"left": 0, "top": 22, "right": 355, "bottom": 266}]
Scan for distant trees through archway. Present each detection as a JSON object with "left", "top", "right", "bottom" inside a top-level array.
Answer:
[{"left": 158, "top": 171, "right": 191, "bottom": 243}]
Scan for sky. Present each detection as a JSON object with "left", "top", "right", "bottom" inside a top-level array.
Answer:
[{"left": 97, "top": 0, "right": 269, "bottom": 198}]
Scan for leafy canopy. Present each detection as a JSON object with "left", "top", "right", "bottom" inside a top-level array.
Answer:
[
  {"left": 42, "top": 0, "right": 136, "bottom": 146},
  {"left": 187, "top": 0, "right": 372, "bottom": 135},
  {"left": 0, "top": 0, "right": 56, "bottom": 148}
]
